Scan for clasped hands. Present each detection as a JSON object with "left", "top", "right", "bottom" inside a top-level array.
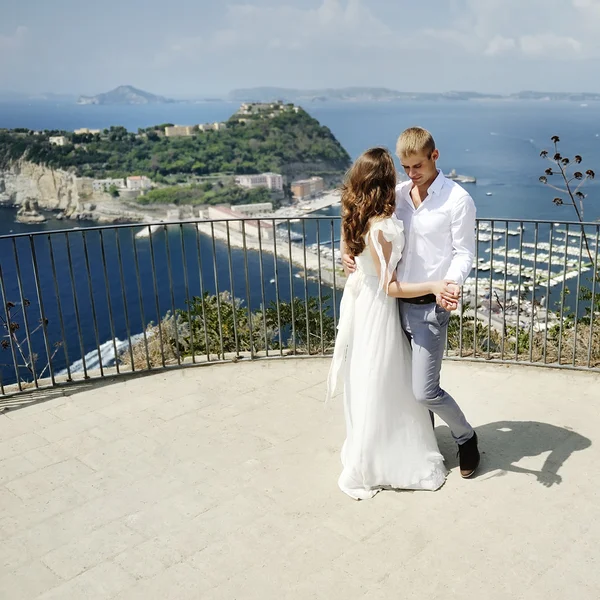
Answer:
[{"left": 433, "top": 280, "right": 460, "bottom": 312}]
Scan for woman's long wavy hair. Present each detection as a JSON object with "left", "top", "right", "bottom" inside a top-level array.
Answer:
[{"left": 341, "top": 147, "right": 397, "bottom": 257}]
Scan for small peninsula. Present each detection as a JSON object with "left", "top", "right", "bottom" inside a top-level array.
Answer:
[
  {"left": 0, "top": 102, "right": 352, "bottom": 223},
  {"left": 77, "top": 85, "right": 175, "bottom": 105}
]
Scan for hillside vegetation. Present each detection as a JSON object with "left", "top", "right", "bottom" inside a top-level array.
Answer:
[{"left": 0, "top": 106, "right": 351, "bottom": 184}]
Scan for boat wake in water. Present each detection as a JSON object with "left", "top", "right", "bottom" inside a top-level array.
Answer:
[{"left": 57, "top": 333, "right": 146, "bottom": 375}]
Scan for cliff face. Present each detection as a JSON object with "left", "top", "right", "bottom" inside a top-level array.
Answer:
[
  {"left": 0, "top": 161, "right": 193, "bottom": 224},
  {"left": 0, "top": 160, "right": 84, "bottom": 215}
]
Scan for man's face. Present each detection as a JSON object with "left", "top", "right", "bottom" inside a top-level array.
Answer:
[{"left": 400, "top": 149, "right": 439, "bottom": 186}]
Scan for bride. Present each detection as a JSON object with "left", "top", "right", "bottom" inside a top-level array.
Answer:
[{"left": 327, "top": 147, "right": 454, "bottom": 500}]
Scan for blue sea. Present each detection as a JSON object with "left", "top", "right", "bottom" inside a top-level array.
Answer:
[{"left": 1, "top": 99, "right": 600, "bottom": 385}]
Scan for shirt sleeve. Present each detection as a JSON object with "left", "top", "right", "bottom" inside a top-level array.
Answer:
[{"left": 444, "top": 193, "right": 476, "bottom": 286}]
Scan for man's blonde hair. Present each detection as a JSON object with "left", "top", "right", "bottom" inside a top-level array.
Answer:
[{"left": 396, "top": 127, "right": 436, "bottom": 159}]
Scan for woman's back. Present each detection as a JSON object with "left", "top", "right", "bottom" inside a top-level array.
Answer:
[{"left": 354, "top": 214, "right": 405, "bottom": 285}]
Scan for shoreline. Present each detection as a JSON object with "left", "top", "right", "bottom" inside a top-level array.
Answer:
[
  {"left": 1, "top": 191, "right": 346, "bottom": 292},
  {"left": 194, "top": 218, "right": 347, "bottom": 292},
  {"left": 0, "top": 188, "right": 342, "bottom": 225}
]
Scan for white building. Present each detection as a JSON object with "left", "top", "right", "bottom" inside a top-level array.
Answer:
[
  {"left": 49, "top": 136, "right": 67, "bottom": 146},
  {"left": 198, "top": 122, "right": 227, "bottom": 132},
  {"left": 238, "top": 101, "right": 284, "bottom": 115},
  {"left": 235, "top": 172, "right": 283, "bottom": 191},
  {"left": 126, "top": 176, "right": 153, "bottom": 191},
  {"left": 230, "top": 202, "right": 273, "bottom": 216},
  {"left": 244, "top": 219, "right": 273, "bottom": 240},
  {"left": 74, "top": 128, "right": 101, "bottom": 135},
  {"left": 92, "top": 178, "right": 126, "bottom": 192},
  {"left": 164, "top": 125, "right": 195, "bottom": 137},
  {"left": 291, "top": 176, "right": 325, "bottom": 200},
  {"left": 207, "top": 206, "right": 240, "bottom": 221},
  {"left": 207, "top": 205, "right": 273, "bottom": 239}
]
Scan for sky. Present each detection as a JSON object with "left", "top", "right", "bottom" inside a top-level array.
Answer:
[{"left": 1, "top": 0, "right": 600, "bottom": 96}]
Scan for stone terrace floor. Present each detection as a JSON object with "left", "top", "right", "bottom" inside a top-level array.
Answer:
[{"left": 1, "top": 358, "right": 599, "bottom": 599}]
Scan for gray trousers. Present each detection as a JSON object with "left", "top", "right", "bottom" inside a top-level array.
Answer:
[{"left": 399, "top": 301, "right": 474, "bottom": 445}]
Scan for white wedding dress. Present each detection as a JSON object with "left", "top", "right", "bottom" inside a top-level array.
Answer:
[{"left": 327, "top": 215, "right": 446, "bottom": 500}]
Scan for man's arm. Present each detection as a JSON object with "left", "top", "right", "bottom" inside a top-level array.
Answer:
[
  {"left": 444, "top": 193, "right": 476, "bottom": 286},
  {"left": 369, "top": 231, "right": 458, "bottom": 303}
]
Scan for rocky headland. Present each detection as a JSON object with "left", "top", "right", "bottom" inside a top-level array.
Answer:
[{"left": 0, "top": 161, "right": 178, "bottom": 224}]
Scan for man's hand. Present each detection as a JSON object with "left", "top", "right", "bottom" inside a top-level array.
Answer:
[
  {"left": 342, "top": 253, "right": 356, "bottom": 277},
  {"left": 436, "top": 281, "right": 461, "bottom": 312}
]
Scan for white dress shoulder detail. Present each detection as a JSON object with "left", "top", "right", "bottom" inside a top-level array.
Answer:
[
  {"left": 368, "top": 214, "right": 405, "bottom": 294},
  {"left": 327, "top": 215, "right": 446, "bottom": 500}
]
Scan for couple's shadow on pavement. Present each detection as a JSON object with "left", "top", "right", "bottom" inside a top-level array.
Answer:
[{"left": 435, "top": 420, "right": 592, "bottom": 487}]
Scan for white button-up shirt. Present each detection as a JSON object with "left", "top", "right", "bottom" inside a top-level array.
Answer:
[{"left": 395, "top": 170, "right": 476, "bottom": 286}]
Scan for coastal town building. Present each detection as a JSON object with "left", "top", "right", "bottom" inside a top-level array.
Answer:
[
  {"left": 126, "top": 175, "right": 153, "bottom": 191},
  {"left": 291, "top": 176, "right": 325, "bottom": 200},
  {"left": 74, "top": 128, "right": 101, "bottom": 135},
  {"left": 239, "top": 101, "right": 285, "bottom": 115},
  {"left": 230, "top": 202, "right": 274, "bottom": 216},
  {"left": 164, "top": 125, "right": 196, "bottom": 137},
  {"left": 208, "top": 205, "right": 273, "bottom": 239},
  {"left": 203, "top": 122, "right": 227, "bottom": 131},
  {"left": 49, "top": 136, "right": 68, "bottom": 146},
  {"left": 207, "top": 206, "right": 239, "bottom": 222},
  {"left": 163, "top": 123, "right": 227, "bottom": 136},
  {"left": 234, "top": 101, "right": 298, "bottom": 122},
  {"left": 92, "top": 178, "right": 126, "bottom": 192},
  {"left": 243, "top": 218, "right": 274, "bottom": 240},
  {"left": 235, "top": 173, "right": 283, "bottom": 191},
  {"left": 197, "top": 122, "right": 227, "bottom": 132}
]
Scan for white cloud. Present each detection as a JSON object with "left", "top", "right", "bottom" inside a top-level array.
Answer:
[
  {"left": 0, "top": 26, "right": 28, "bottom": 51},
  {"left": 153, "top": 0, "right": 599, "bottom": 71},
  {"left": 519, "top": 34, "right": 582, "bottom": 58},
  {"left": 483, "top": 33, "right": 582, "bottom": 58},
  {"left": 421, "top": 28, "right": 478, "bottom": 53},
  {"left": 155, "top": 0, "right": 395, "bottom": 67},
  {"left": 573, "top": 0, "right": 600, "bottom": 9},
  {"left": 484, "top": 36, "right": 517, "bottom": 56},
  {"left": 144, "top": 0, "right": 599, "bottom": 94},
  {"left": 0, "top": 26, "right": 30, "bottom": 76}
]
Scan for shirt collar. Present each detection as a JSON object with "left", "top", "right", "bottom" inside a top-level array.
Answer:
[
  {"left": 402, "top": 169, "right": 445, "bottom": 206},
  {"left": 428, "top": 169, "right": 445, "bottom": 196}
]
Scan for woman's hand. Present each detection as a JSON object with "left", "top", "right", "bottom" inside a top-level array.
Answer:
[
  {"left": 430, "top": 280, "right": 461, "bottom": 311},
  {"left": 342, "top": 253, "right": 356, "bottom": 277}
]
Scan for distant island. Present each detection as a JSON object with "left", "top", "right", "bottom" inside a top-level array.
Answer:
[
  {"left": 228, "top": 87, "right": 600, "bottom": 103},
  {"left": 2, "top": 86, "right": 600, "bottom": 106},
  {"left": 77, "top": 85, "right": 176, "bottom": 106},
  {"left": 0, "top": 101, "right": 351, "bottom": 223}
]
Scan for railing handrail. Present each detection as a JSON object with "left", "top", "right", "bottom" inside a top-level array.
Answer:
[
  {"left": 2, "top": 214, "right": 600, "bottom": 398},
  {"left": 0, "top": 215, "right": 341, "bottom": 241},
  {"left": 1, "top": 215, "right": 599, "bottom": 242}
]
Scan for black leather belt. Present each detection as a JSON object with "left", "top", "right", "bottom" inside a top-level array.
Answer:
[{"left": 401, "top": 294, "right": 437, "bottom": 305}]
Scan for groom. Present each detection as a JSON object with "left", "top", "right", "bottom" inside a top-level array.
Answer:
[{"left": 342, "top": 127, "right": 480, "bottom": 478}]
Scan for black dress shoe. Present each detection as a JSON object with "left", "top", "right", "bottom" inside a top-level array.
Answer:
[{"left": 458, "top": 431, "right": 480, "bottom": 478}]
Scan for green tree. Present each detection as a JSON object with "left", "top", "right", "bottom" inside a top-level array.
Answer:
[{"left": 173, "top": 291, "right": 336, "bottom": 359}]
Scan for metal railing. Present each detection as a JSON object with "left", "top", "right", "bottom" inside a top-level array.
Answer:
[{"left": 1, "top": 216, "right": 599, "bottom": 397}]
